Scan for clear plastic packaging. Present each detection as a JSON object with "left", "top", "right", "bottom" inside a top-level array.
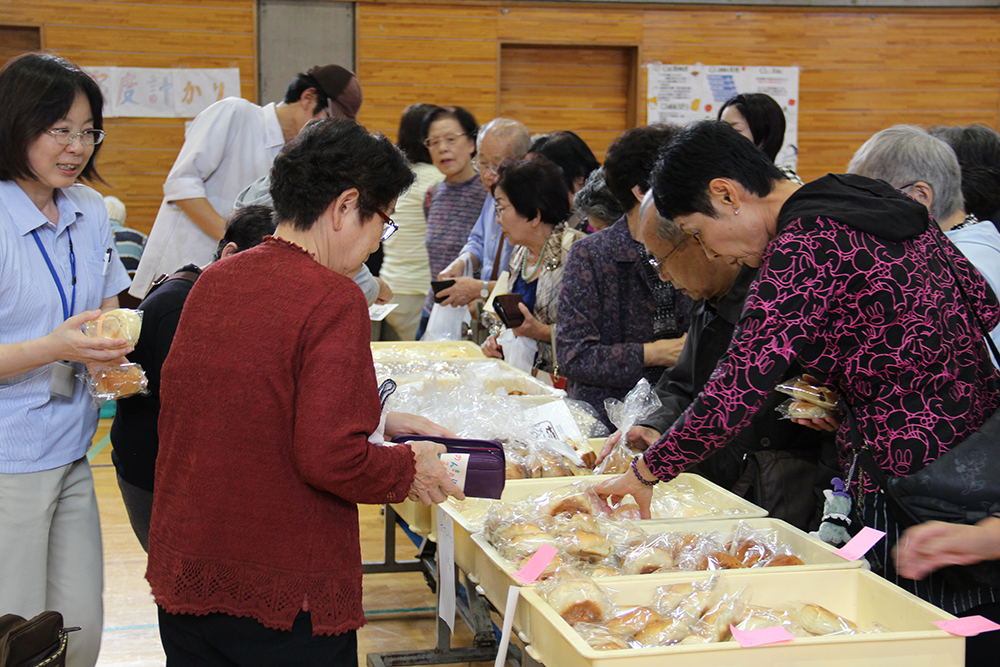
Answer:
[
  {"left": 81, "top": 308, "right": 142, "bottom": 346},
  {"left": 538, "top": 566, "right": 612, "bottom": 625},
  {"left": 775, "top": 376, "right": 840, "bottom": 411},
  {"left": 79, "top": 362, "right": 149, "bottom": 401},
  {"left": 603, "top": 378, "right": 662, "bottom": 440},
  {"left": 776, "top": 397, "right": 836, "bottom": 421}
]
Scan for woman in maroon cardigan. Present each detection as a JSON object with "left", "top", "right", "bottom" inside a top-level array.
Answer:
[{"left": 146, "top": 119, "right": 463, "bottom": 666}]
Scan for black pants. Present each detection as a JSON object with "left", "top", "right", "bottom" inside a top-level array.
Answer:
[{"left": 158, "top": 607, "right": 358, "bottom": 667}]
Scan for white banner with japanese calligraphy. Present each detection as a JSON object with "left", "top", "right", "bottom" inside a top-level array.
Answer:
[
  {"left": 647, "top": 64, "right": 799, "bottom": 172},
  {"left": 84, "top": 67, "right": 241, "bottom": 118}
]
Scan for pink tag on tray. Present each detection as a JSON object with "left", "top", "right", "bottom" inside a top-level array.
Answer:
[
  {"left": 933, "top": 616, "right": 1000, "bottom": 637},
  {"left": 512, "top": 545, "right": 558, "bottom": 584},
  {"left": 729, "top": 623, "right": 796, "bottom": 648},
  {"left": 832, "top": 526, "right": 885, "bottom": 561}
]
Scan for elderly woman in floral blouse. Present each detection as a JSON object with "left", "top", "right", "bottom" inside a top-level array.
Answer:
[
  {"left": 556, "top": 125, "right": 692, "bottom": 426},
  {"left": 482, "top": 157, "right": 585, "bottom": 373}
]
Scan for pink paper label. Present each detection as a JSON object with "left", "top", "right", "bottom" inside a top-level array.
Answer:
[
  {"left": 512, "top": 544, "right": 558, "bottom": 584},
  {"left": 831, "top": 526, "right": 885, "bottom": 561},
  {"left": 933, "top": 616, "right": 1000, "bottom": 637},
  {"left": 730, "top": 623, "right": 796, "bottom": 648}
]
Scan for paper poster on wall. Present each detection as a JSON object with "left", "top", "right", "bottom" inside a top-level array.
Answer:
[
  {"left": 647, "top": 64, "right": 799, "bottom": 172},
  {"left": 84, "top": 67, "right": 241, "bottom": 118}
]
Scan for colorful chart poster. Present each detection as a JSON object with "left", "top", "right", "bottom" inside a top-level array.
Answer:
[
  {"left": 647, "top": 63, "right": 800, "bottom": 172},
  {"left": 84, "top": 67, "right": 241, "bottom": 118}
]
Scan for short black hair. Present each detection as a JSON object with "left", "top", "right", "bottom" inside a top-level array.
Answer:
[
  {"left": 397, "top": 103, "right": 439, "bottom": 164},
  {"left": 0, "top": 52, "right": 106, "bottom": 183},
  {"left": 528, "top": 131, "right": 600, "bottom": 194},
  {"left": 269, "top": 118, "right": 415, "bottom": 231},
  {"left": 603, "top": 124, "right": 681, "bottom": 211},
  {"left": 214, "top": 205, "right": 277, "bottom": 261},
  {"left": 652, "top": 120, "right": 786, "bottom": 221},
  {"left": 717, "top": 93, "right": 787, "bottom": 162},
  {"left": 929, "top": 124, "right": 1000, "bottom": 223},
  {"left": 283, "top": 72, "right": 327, "bottom": 115},
  {"left": 494, "top": 155, "right": 570, "bottom": 226},
  {"left": 421, "top": 106, "right": 479, "bottom": 149}
]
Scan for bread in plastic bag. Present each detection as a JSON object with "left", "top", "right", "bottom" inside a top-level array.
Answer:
[
  {"left": 79, "top": 362, "right": 149, "bottom": 402},
  {"left": 539, "top": 565, "right": 611, "bottom": 625},
  {"left": 774, "top": 376, "right": 840, "bottom": 411},
  {"left": 82, "top": 308, "right": 142, "bottom": 346}
]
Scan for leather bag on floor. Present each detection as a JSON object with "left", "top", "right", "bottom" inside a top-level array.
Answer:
[{"left": 0, "top": 611, "right": 69, "bottom": 667}]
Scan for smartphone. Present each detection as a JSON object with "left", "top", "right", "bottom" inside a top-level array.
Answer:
[
  {"left": 431, "top": 279, "right": 456, "bottom": 304},
  {"left": 494, "top": 293, "right": 526, "bottom": 328}
]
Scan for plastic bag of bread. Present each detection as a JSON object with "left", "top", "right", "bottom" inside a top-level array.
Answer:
[
  {"left": 788, "top": 602, "right": 860, "bottom": 636},
  {"left": 573, "top": 623, "right": 631, "bottom": 650},
  {"left": 505, "top": 451, "right": 529, "bottom": 479},
  {"left": 593, "top": 437, "right": 643, "bottom": 475},
  {"left": 81, "top": 308, "right": 143, "bottom": 347},
  {"left": 670, "top": 530, "right": 727, "bottom": 569},
  {"left": 532, "top": 481, "right": 600, "bottom": 517},
  {"left": 539, "top": 566, "right": 611, "bottom": 625},
  {"left": 680, "top": 586, "right": 750, "bottom": 644},
  {"left": 620, "top": 535, "right": 676, "bottom": 575},
  {"left": 632, "top": 615, "right": 692, "bottom": 647},
  {"left": 775, "top": 376, "right": 840, "bottom": 411},
  {"left": 653, "top": 575, "right": 725, "bottom": 622},
  {"left": 603, "top": 378, "right": 662, "bottom": 448},
  {"left": 80, "top": 362, "right": 149, "bottom": 402},
  {"left": 604, "top": 606, "right": 663, "bottom": 640},
  {"left": 775, "top": 398, "right": 836, "bottom": 421}
]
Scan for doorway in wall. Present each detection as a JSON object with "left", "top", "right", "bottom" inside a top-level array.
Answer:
[{"left": 0, "top": 25, "right": 41, "bottom": 69}]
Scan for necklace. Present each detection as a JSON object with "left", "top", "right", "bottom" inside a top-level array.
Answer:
[
  {"left": 520, "top": 235, "right": 551, "bottom": 281},
  {"left": 950, "top": 213, "right": 982, "bottom": 233}
]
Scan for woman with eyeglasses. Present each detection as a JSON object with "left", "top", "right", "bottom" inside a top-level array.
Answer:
[
  {"left": 419, "top": 106, "right": 488, "bottom": 336},
  {"left": 0, "top": 52, "right": 133, "bottom": 667}
]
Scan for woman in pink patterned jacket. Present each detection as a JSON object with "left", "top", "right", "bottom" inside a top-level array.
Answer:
[{"left": 594, "top": 121, "right": 1000, "bottom": 652}]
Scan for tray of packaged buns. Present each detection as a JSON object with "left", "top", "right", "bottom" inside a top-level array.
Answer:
[
  {"left": 439, "top": 474, "right": 766, "bottom": 576},
  {"left": 519, "top": 567, "right": 961, "bottom": 667},
  {"left": 374, "top": 358, "right": 561, "bottom": 397},
  {"left": 471, "top": 517, "right": 863, "bottom": 638},
  {"left": 370, "top": 340, "right": 485, "bottom": 361}
]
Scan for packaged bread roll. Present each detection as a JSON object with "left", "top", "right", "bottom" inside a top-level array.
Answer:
[
  {"left": 82, "top": 308, "right": 143, "bottom": 346},
  {"left": 542, "top": 567, "right": 611, "bottom": 625}
]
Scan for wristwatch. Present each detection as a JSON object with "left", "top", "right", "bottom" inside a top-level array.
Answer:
[{"left": 480, "top": 281, "right": 489, "bottom": 299}]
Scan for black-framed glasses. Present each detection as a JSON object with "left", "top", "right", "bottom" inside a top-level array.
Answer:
[
  {"left": 423, "top": 133, "right": 465, "bottom": 150},
  {"left": 647, "top": 235, "right": 689, "bottom": 272},
  {"left": 46, "top": 128, "right": 106, "bottom": 146},
  {"left": 374, "top": 209, "right": 397, "bottom": 241}
]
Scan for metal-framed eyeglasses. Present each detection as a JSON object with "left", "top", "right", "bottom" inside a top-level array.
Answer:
[
  {"left": 473, "top": 157, "right": 501, "bottom": 177},
  {"left": 647, "top": 235, "right": 689, "bottom": 272},
  {"left": 46, "top": 128, "right": 106, "bottom": 146},
  {"left": 423, "top": 133, "right": 466, "bottom": 150},
  {"left": 374, "top": 209, "right": 398, "bottom": 241}
]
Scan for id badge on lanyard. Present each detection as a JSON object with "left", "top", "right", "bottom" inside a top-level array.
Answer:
[{"left": 31, "top": 228, "right": 78, "bottom": 398}]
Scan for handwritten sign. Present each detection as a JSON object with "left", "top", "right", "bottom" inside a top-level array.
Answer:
[
  {"left": 84, "top": 67, "right": 240, "bottom": 118},
  {"left": 832, "top": 527, "right": 885, "bottom": 561},
  {"left": 438, "top": 452, "right": 470, "bottom": 493}
]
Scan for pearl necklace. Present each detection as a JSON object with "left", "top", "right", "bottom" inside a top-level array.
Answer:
[{"left": 520, "top": 236, "right": 551, "bottom": 281}]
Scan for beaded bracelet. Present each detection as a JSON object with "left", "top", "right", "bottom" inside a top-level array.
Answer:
[{"left": 631, "top": 456, "right": 658, "bottom": 487}]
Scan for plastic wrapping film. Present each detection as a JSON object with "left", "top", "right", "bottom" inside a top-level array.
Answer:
[
  {"left": 595, "top": 379, "right": 662, "bottom": 474},
  {"left": 79, "top": 308, "right": 149, "bottom": 404},
  {"left": 774, "top": 375, "right": 841, "bottom": 420}
]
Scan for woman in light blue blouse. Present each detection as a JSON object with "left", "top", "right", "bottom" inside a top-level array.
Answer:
[{"left": 0, "top": 53, "right": 132, "bottom": 667}]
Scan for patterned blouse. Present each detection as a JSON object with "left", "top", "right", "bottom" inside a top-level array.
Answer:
[
  {"left": 643, "top": 175, "right": 1000, "bottom": 490},
  {"left": 422, "top": 174, "right": 488, "bottom": 312}
]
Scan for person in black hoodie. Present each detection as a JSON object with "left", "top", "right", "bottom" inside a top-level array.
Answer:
[{"left": 593, "top": 120, "right": 1000, "bottom": 663}]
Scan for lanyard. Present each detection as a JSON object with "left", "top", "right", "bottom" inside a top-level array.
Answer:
[{"left": 31, "top": 228, "right": 76, "bottom": 321}]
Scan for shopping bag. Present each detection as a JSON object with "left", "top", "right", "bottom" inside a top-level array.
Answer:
[{"left": 421, "top": 303, "right": 470, "bottom": 341}]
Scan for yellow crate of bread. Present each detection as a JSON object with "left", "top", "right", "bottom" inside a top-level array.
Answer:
[
  {"left": 519, "top": 568, "right": 962, "bottom": 667},
  {"left": 370, "top": 340, "right": 484, "bottom": 361}
]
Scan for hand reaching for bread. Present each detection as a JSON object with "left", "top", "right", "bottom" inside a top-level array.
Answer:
[{"left": 408, "top": 440, "right": 467, "bottom": 505}]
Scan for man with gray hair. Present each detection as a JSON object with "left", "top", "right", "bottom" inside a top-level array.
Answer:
[
  {"left": 436, "top": 118, "right": 530, "bottom": 307},
  {"left": 848, "top": 124, "right": 1000, "bottom": 363}
]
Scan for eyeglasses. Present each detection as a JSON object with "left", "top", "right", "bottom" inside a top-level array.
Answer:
[
  {"left": 473, "top": 157, "right": 501, "bottom": 177},
  {"left": 374, "top": 209, "right": 398, "bottom": 241},
  {"left": 647, "top": 235, "right": 690, "bottom": 272},
  {"left": 898, "top": 182, "right": 917, "bottom": 191},
  {"left": 46, "top": 128, "right": 106, "bottom": 146},
  {"left": 423, "top": 133, "right": 465, "bottom": 150},
  {"left": 494, "top": 203, "right": 507, "bottom": 219}
]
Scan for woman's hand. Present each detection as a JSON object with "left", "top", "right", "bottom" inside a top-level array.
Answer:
[
  {"left": 482, "top": 333, "right": 504, "bottom": 359},
  {"left": 595, "top": 427, "right": 661, "bottom": 465},
  {"left": 642, "top": 335, "right": 687, "bottom": 367},
  {"left": 47, "top": 310, "right": 131, "bottom": 365},
  {"left": 407, "top": 440, "right": 466, "bottom": 505},
  {"left": 792, "top": 415, "right": 841, "bottom": 432},
  {"left": 385, "top": 412, "right": 456, "bottom": 439},
  {"left": 591, "top": 456, "right": 659, "bottom": 520},
  {"left": 894, "top": 518, "right": 1000, "bottom": 580},
  {"left": 511, "top": 303, "right": 551, "bottom": 342}
]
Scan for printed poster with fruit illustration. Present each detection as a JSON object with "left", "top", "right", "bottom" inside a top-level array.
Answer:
[{"left": 647, "top": 64, "right": 799, "bottom": 172}]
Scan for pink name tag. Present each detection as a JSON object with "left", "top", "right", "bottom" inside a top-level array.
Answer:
[
  {"left": 512, "top": 544, "right": 558, "bottom": 584},
  {"left": 832, "top": 526, "right": 885, "bottom": 561},
  {"left": 729, "top": 623, "right": 796, "bottom": 648},
  {"left": 933, "top": 616, "right": 1000, "bottom": 637}
]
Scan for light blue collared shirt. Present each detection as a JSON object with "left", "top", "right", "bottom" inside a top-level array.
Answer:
[
  {"left": 0, "top": 180, "right": 131, "bottom": 473},
  {"left": 460, "top": 195, "right": 514, "bottom": 281}
]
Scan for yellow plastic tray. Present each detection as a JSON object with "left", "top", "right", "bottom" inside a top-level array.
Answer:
[
  {"left": 470, "top": 517, "right": 863, "bottom": 638},
  {"left": 519, "top": 568, "right": 962, "bottom": 667},
  {"left": 439, "top": 473, "right": 767, "bottom": 579},
  {"left": 370, "top": 340, "right": 484, "bottom": 360}
]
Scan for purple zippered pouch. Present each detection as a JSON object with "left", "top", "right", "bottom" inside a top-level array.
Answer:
[{"left": 391, "top": 435, "right": 506, "bottom": 499}]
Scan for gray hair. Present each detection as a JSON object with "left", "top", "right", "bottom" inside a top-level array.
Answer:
[
  {"left": 478, "top": 118, "right": 530, "bottom": 158},
  {"left": 640, "top": 190, "right": 686, "bottom": 245},
  {"left": 574, "top": 168, "right": 625, "bottom": 228},
  {"left": 847, "top": 124, "right": 964, "bottom": 223}
]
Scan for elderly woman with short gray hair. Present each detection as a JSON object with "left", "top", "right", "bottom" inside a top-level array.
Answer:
[{"left": 848, "top": 123, "right": 1000, "bottom": 365}]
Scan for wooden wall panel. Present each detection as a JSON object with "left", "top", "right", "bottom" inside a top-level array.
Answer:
[
  {"left": 358, "top": 2, "right": 1000, "bottom": 185},
  {"left": 3, "top": 0, "right": 256, "bottom": 236}
]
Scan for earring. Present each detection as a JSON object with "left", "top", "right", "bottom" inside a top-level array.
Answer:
[{"left": 733, "top": 206, "right": 740, "bottom": 215}]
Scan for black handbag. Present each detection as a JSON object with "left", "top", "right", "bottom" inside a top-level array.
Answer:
[
  {"left": 0, "top": 611, "right": 72, "bottom": 667},
  {"left": 852, "top": 225, "right": 1000, "bottom": 587}
]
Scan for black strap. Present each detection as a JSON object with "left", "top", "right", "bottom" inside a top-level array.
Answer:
[{"left": 144, "top": 269, "right": 200, "bottom": 299}]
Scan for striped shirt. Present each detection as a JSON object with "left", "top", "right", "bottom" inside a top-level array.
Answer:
[{"left": 423, "top": 174, "right": 488, "bottom": 312}]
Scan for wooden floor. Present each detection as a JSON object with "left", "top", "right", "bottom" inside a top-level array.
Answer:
[{"left": 89, "top": 418, "right": 492, "bottom": 666}]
